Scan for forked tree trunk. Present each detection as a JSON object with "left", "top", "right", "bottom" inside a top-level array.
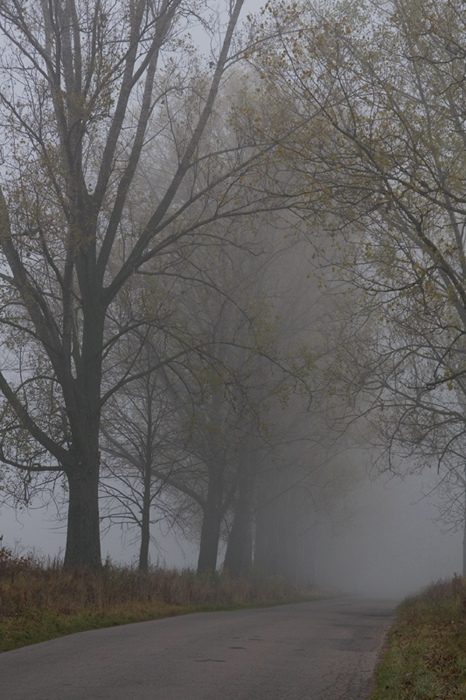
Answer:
[
  {"left": 62, "top": 301, "right": 105, "bottom": 570},
  {"left": 64, "top": 464, "right": 101, "bottom": 570}
]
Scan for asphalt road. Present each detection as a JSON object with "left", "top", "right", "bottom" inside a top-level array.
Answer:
[{"left": 0, "top": 598, "right": 396, "bottom": 700}]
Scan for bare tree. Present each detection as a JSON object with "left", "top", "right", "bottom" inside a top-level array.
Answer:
[{"left": 100, "top": 333, "right": 185, "bottom": 572}]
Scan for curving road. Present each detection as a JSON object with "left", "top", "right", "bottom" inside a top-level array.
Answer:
[{"left": 0, "top": 598, "right": 396, "bottom": 700}]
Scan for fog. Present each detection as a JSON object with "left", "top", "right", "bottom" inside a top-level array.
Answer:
[
  {"left": 0, "top": 0, "right": 464, "bottom": 602},
  {"left": 1, "top": 469, "right": 461, "bottom": 600},
  {"left": 313, "top": 474, "right": 461, "bottom": 599}
]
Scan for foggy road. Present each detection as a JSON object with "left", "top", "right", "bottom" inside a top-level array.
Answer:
[{"left": 0, "top": 598, "right": 395, "bottom": 700}]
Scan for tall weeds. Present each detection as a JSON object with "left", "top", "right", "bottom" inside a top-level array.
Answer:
[{"left": 0, "top": 539, "right": 306, "bottom": 620}]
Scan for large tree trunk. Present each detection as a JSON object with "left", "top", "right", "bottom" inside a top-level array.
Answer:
[
  {"left": 197, "top": 505, "right": 223, "bottom": 575},
  {"left": 64, "top": 463, "right": 101, "bottom": 570},
  {"left": 254, "top": 494, "right": 280, "bottom": 575},
  {"left": 463, "top": 486, "right": 466, "bottom": 578},
  {"left": 254, "top": 484, "right": 301, "bottom": 582},
  {"left": 223, "top": 465, "right": 254, "bottom": 577},
  {"left": 197, "top": 462, "right": 225, "bottom": 574},
  {"left": 64, "top": 309, "right": 104, "bottom": 571},
  {"left": 223, "top": 501, "right": 253, "bottom": 577}
]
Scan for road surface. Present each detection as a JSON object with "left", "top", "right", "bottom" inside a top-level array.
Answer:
[{"left": 0, "top": 598, "right": 396, "bottom": 700}]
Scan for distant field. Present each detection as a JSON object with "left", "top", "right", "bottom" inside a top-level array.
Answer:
[{"left": 369, "top": 576, "right": 466, "bottom": 700}]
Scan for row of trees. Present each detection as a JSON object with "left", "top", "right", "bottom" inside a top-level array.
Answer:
[
  {"left": 0, "top": 0, "right": 358, "bottom": 576},
  {"left": 254, "top": 0, "right": 466, "bottom": 566},
  {"left": 96, "top": 223, "right": 355, "bottom": 576},
  {"left": 4, "top": 0, "right": 466, "bottom": 576}
]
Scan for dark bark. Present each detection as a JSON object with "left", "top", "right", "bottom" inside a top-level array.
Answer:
[
  {"left": 139, "top": 508, "right": 150, "bottom": 573},
  {"left": 197, "top": 514, "right": 222, "bottom": 574},
  {"left": 254, "top": 486, "right": 301, "bottom": 582},
  {"left": 196, "top": 462, "right": 225, "bottom": 574},
  {"left": 64, "top": 304, "right": 104, "bottom": 569},
  {"left": 223, "top": 502, "right": 253, "bottom": 578},
  {"left": 463, "top": 487, "right": 466, "bottom": 578},
  {"left": 254, "top": 494, "right": 279, "bottom": 575},
  {"left": 138, "top": 445, "right": 153, "bottom": 573},
  {"left": 223, "top": 466, "right": 254, "bottom": 578},
  {"left": 64, "top": 462, "right": 101, "bottom": 570}
]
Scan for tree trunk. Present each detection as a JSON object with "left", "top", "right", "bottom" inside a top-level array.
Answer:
[
  {"left": 463, "top": 486, "right": 466, "bottom": 578},
  {"left": 197, "top": 505, "right": 223, "bottom": 575},
  {"left": 223, "top": 503, "right": 253, "bottom": 577},
  {"left": 197, "top": 462, "right": 225, "bottom": 575},
  {"left": 139, "top": 457, "right": 152, "bottom": 573},
  {"left": 254, "top": 486, "right": 300, "bottom": 582},
  {"left": 224, "top": 466, "right": 254, "bottom": 577},
  {"left": 254, "top": 501, "right": 277, "bottom": 575},
  {"left": 139, "top": 518, "right": 150, "bottom": 573},
  {"left": 62, "top": 302, "right": 104, "bottom": 570},
  {"left": 64, "top": 463, "right": 101, "bottom": 570}
]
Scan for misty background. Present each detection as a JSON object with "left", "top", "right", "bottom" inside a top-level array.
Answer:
[
  {"left": 1, "top": 472, "right": 461, "bottom": 599},
  {"left": 1, "top": 0, "right": 466, "bottom": 604}
]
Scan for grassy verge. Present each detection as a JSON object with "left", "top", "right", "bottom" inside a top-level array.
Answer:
[
  {"left": 369, "top": 575, "right": 466, "bottom": 700},
  {"left": 0, "top": 542, "right": 318, "bottom": 653}
]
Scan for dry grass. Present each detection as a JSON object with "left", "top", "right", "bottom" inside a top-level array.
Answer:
[
  {"left": 370, "top": 575, "right": 466, "bottom": 700},
  {"left": 0, "top": 539, "right": 315, "bottom": 652}
]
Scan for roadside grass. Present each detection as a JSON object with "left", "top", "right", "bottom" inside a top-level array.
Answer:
[
  {"left": 370, "top": 575, "right": 466, "bottom": 700},
  {"left": 0, "top": 541, "right": 318, "bottom": 653}
]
